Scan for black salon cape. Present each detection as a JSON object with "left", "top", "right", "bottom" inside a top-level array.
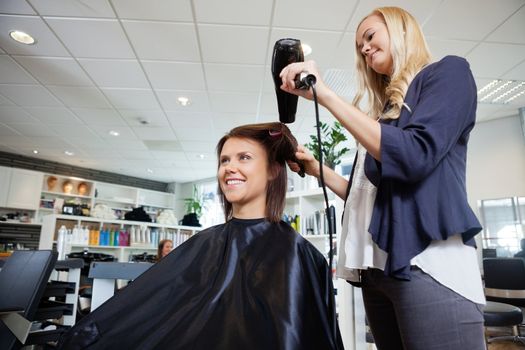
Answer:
[{"left": 59, "top": 218, "right": 343, "bottom": 350}]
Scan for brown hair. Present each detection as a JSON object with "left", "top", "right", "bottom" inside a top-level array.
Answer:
[
  {"left": 353, "top": 7, "right": 432, "bottom": 120},
  {"left": 157, "top": 239, "right": 173, "bottom": 261},
  {"left": 216, "top": 122, "right": 299, "bottom": 223}
]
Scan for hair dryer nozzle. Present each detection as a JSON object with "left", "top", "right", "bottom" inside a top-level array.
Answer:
[{"left": 271, "top": 38, "right": 304, "bottom": 124}]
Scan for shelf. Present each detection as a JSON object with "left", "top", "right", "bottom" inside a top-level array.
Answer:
[
  {"left": 41, "top": 191, "right": 92, "bottom": 199},
  {"left": 286, "top": 187, "right": 325, "bottom": 199},
  {"left": 95, "top": 197, "right": 135, "bottom": 205},
  {"left": 70, "top": 244, "right": 156, "bottom": 250},
  {"left": 0, "top": 221, "right": 41, "bottom": 226},
  {"left": 303, "top": 234, "right": 331, "bottom": 239}
]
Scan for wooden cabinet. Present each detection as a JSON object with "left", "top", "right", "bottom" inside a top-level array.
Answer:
[{"left": 0, "top": 166, "right": 43, "bottom": 210}]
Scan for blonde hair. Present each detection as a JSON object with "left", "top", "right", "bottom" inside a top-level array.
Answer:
[{"left": 352, "top": 7, "right": 432, "bottom": 120}]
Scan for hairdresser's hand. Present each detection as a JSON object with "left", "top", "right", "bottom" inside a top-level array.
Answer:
[
  {"left": 279, "top": 60, "right": 332, "bottom": 104},
  {"left": 287, "top": 145, "right": 320, "bottom": 178}
]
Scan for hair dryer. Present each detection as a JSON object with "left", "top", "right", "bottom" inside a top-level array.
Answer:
[{"left": 271, "top": 38, "right": 304, "bottom": 124}]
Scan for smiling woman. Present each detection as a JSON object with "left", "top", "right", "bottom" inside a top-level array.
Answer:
[{"left": 58, "top": 122, "right": 343, "bottom": 350}]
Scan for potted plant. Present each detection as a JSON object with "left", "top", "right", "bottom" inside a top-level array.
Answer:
[
  {"left": 182, "top": 185, "right": 205, "bottom": 226},
  {"left": 305, "top": 121, "right": 351, "bottom": 170}
]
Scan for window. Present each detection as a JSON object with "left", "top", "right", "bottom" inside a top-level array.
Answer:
[
  {"left": 196, "top": 180, "right": 224, "bottom": 228},
  {"left": 479, "top": 196, "right": 525, "bottom": 256}
]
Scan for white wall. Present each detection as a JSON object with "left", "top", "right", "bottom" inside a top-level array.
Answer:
[{"left": 467, "top": 114, "right": 525, "bottom": 214}]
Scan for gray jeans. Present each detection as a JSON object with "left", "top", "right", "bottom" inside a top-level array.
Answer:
[{"left": 361, "top": 267, "right": 485, "bottom": 350}]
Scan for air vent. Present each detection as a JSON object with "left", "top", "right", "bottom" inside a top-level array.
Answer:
[
  {"left": 323, "top": 69, "right": 356, "bottom": 97},
  {"left": 478, "top": 79, "right": 525, "bottom": 104}
]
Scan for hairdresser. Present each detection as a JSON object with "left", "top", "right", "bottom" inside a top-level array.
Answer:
[{"left": 282, "top": 6, "right": 485, "bottom": 350}]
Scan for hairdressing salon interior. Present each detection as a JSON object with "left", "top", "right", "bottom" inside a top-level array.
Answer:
[{"left": 0, "top": 0, "right": 524, "bottom": 349}]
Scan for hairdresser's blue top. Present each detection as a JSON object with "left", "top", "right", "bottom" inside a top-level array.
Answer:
[{"left": 361, "top": 55, "right": 482, "bottom": 280}]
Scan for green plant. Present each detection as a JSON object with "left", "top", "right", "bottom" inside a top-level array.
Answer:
[
  {"left": 184, "top": 185, "right": 205, "bottom": 218},
  {"left": 305, "top": 121, "right": 351, "bottom": 169}
]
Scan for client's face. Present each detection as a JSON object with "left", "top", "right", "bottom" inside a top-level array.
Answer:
[
  {"left": 218, "top": 137, "right": 270, "bottom": 218},
  {"left": 162, "top": 241, "right": 173, "bottom": 257}
]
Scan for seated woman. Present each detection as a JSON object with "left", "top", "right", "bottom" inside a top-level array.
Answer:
[
  {"left": 156, "top": 239, "right": 173, "bottom": 261},
  {"left": 58, "top": 122, "right": 343, "bottom": 350}
]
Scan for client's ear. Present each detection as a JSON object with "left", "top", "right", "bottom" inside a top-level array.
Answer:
[{"left": 268, "top": 162, "right": 281, "bottom": 181}]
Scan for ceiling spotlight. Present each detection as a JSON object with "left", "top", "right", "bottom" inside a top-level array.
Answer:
[
  {"left": 301, "top": 43, "right": 312, "bottom": 56},
  {"left": 147, "top": 168, "right": 154, "bottom": 174},
  {"left": 198, "top": 154, "right": 205, "bottom": 159},
  {"left": 32, "top": 150, "right": 39, "bottom": 154},
  {"left": 177, "top": 96, "right": 190, "bottom": 106},
  {"left": 64, "top": 150, "right": 74, "bottom": 156},
  {"left": 109, "top": 130, "right": 120, "bottom": 136},
  {"left": 9, "top": 30, "right": 36, "bottom": 45}
]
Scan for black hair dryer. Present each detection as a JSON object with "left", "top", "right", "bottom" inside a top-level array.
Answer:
[{"left": 271, "top": 38, "right": 304, "bottom": 124}]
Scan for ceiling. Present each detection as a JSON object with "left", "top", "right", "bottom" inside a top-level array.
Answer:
[{"left": 0, "top": 0, "right": 524, "bottom": 183}]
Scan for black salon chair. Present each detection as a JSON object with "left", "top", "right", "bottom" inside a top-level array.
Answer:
[
  {"left": 0, "top": 250, "right": 58, "bottom": 349},
  {"left": 483, "top": 257, "right": 525, "bottom": 345}
]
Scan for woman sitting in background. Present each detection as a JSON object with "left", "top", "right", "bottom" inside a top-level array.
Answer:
[{"left": 156, "top": 239, "right": 173, "bottom": 261}]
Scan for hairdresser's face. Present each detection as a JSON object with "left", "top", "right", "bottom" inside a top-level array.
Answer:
[
  {"left": 162, "top": 241, "right": 173, "bottom": 257},
  {"left": 356, "top": 14, "right": 393, "bottom": 76},
  {"left": 218, "top": 137, "right": 270, "bottom": 219}
]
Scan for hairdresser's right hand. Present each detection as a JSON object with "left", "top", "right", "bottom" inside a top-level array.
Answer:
[
  {"left": 279, "top": 60, "right": 332, "bottom": 104},
  {"left": 287, "top": 145, "right": 321, "bottom": 178}
]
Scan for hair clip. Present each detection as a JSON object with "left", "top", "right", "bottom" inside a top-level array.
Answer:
[{"left": 269, "top": 130, "right": 282, "bottom": 137}]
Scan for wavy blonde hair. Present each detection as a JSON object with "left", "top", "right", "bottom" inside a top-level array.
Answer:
[{"left": 353, "top": 7, "right": 432, "bottom": 120}]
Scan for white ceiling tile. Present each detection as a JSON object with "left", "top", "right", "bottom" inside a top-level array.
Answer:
[
  {"left": 71, "top": 107, "right": 126, "bottom": 125},
  {"left": 14, "top": 56, "right": 93, "bottom": 86},
  {"left": 503, "top": 59, "right": 525, "bottom": 81},
  {"left": 269, "top": 28, "right": 343, "bottom": 68},
  {"left": 0, "top": 105, "right": 36, "bottom": 123},
  {"left": 123, "top": 21, "right": 200, "bottom": 61},
  {"left": 0, "top": 135, "right": 34, "bottom": 147},
  {"left": 27, "top": 136, "right": 74, "bottom": 148},
  {"left": 46, "top": 18, "right": 135, "bottom": 58},
  {"left": 142, "top": 61, "right": 205, "bottom": 90},
  {"left": 62, "top": 137, "right": 108, "bottom": 150},
  {"left": 213, "top": 113, "right": 256, "bottom": 132},
  {"left": 157, "top": 90, "right": 210, "bottom": 111},
  {"left": 0, "top": 15, "right": 69, "bottom": 56},
  {"left": 6, "top": 122, "right": 57, "bottom": 136},
  {"left": 274, "top": 0, "right": 356, "bottom": 31},
  {"left": 0, "top": 122, "right": 21, "bottom": 136},
  {"left": 195, "top": 0, "right": 271, "bottom": 26},
  {"left": 199, "top": 24, "right": 268, "bottom": 64},
  {"left": 166, "top": 111, "right": 213, "bottom": 129},
  {"left": 425, "top": 38, "right": 479, "bottom": 62},
  {"left": 132, "top": 126, "right": 176, "bottom": 140},
  {"left": 24, "top": 106, "right": 81, "bottom": 124},
  {"left": 424, "top": 0, "right": 524, "bottom": 41},
  {"left": 89, "top": 124, "right": 137, "bottom": 139},
  {"left": 118, "top": 109, "right": 169, "bottom": 127},
  {"left": 0, "top": 0, "right": 36, "bottom": 14},
  {"left": 0, "top": 93, "right": 15, "bottom": 105},
  {"left": 328, "top": 32, "right": 357, "bottom": 70},
  {"left": 118, "top": 150, "right": 155, "bottom": 160},
  {"left": 174, "top": 127, "right": 216, "bottom": 142},
  {"left": 112, "top": 0, "right": 193, "bottom": 21},
  {"left": 48, "top": 86, "right": 110, "bottom": 108},
  {"left": 467, "top": 43, "right": 525, "bottom": 78},
  {"left": 79, "top": 59, "right": 149, "bottom": 88},
  {"left": 180, "top": 141, "right": 216, "bottom": 153},
  {"left": 487, "top": 5, "right": 525, "bottom": 44},
  {"left": 48, "top": 124, "right": 99, "bottom": 138},
  {"left": 102, "top": 88, "right": 160, "bottom": 109},
  {"left": 0, "top": 56, "right": 38, "bottom": 84},
  {"left": 205, "top": 63, "right": 264, "bottom": 93},
  {"left": 28, "top": 0, "right": 115, "bottom": 17},
  {"left": 151, "top": 151, "right": 188, "bottom": 161},
  {"left": 103, "top": 138, "right": 148, "bottom": 151},
  {"left": 208, "top": 92, "right": 258, "bottom": 113},
  {"left": 0, "top": 84, "right": 62, "bottom": 106}
]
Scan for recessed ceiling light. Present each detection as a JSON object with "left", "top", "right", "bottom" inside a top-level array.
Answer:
[
  {"left": 177, "top": 96, "right": 190, "bottom": 106},
  {"left": 64, "top": 150, "right": 74, "bottom": 156},
  {"left": 9, "top": 30, "right": 35, "bottom": 45},
  {"left": 302, "top": 43, "right": 312, "bottom": 56},
  {"left": 198, "top": 154, "right": 205, "bottom": 159},
  {"left": 109, "top": 130, "right": 120, "bottom": 136},
  {"left": 147, "top": 168, "right": 154, "bottom": 173},
  {"left": 32, "top": 150, "right": 39, "bottom": 154},
  {"left": 478, "top": 79, "right": 525, "bottom": 104}
]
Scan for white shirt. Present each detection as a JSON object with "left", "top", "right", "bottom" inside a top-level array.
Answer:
[{"left": 336, "top": 145, "right": 485, "bottom": 304}]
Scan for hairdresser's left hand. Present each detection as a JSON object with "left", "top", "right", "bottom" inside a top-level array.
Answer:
[{"left": 279, "top": 60, "right": 332, "bottom": 104}]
